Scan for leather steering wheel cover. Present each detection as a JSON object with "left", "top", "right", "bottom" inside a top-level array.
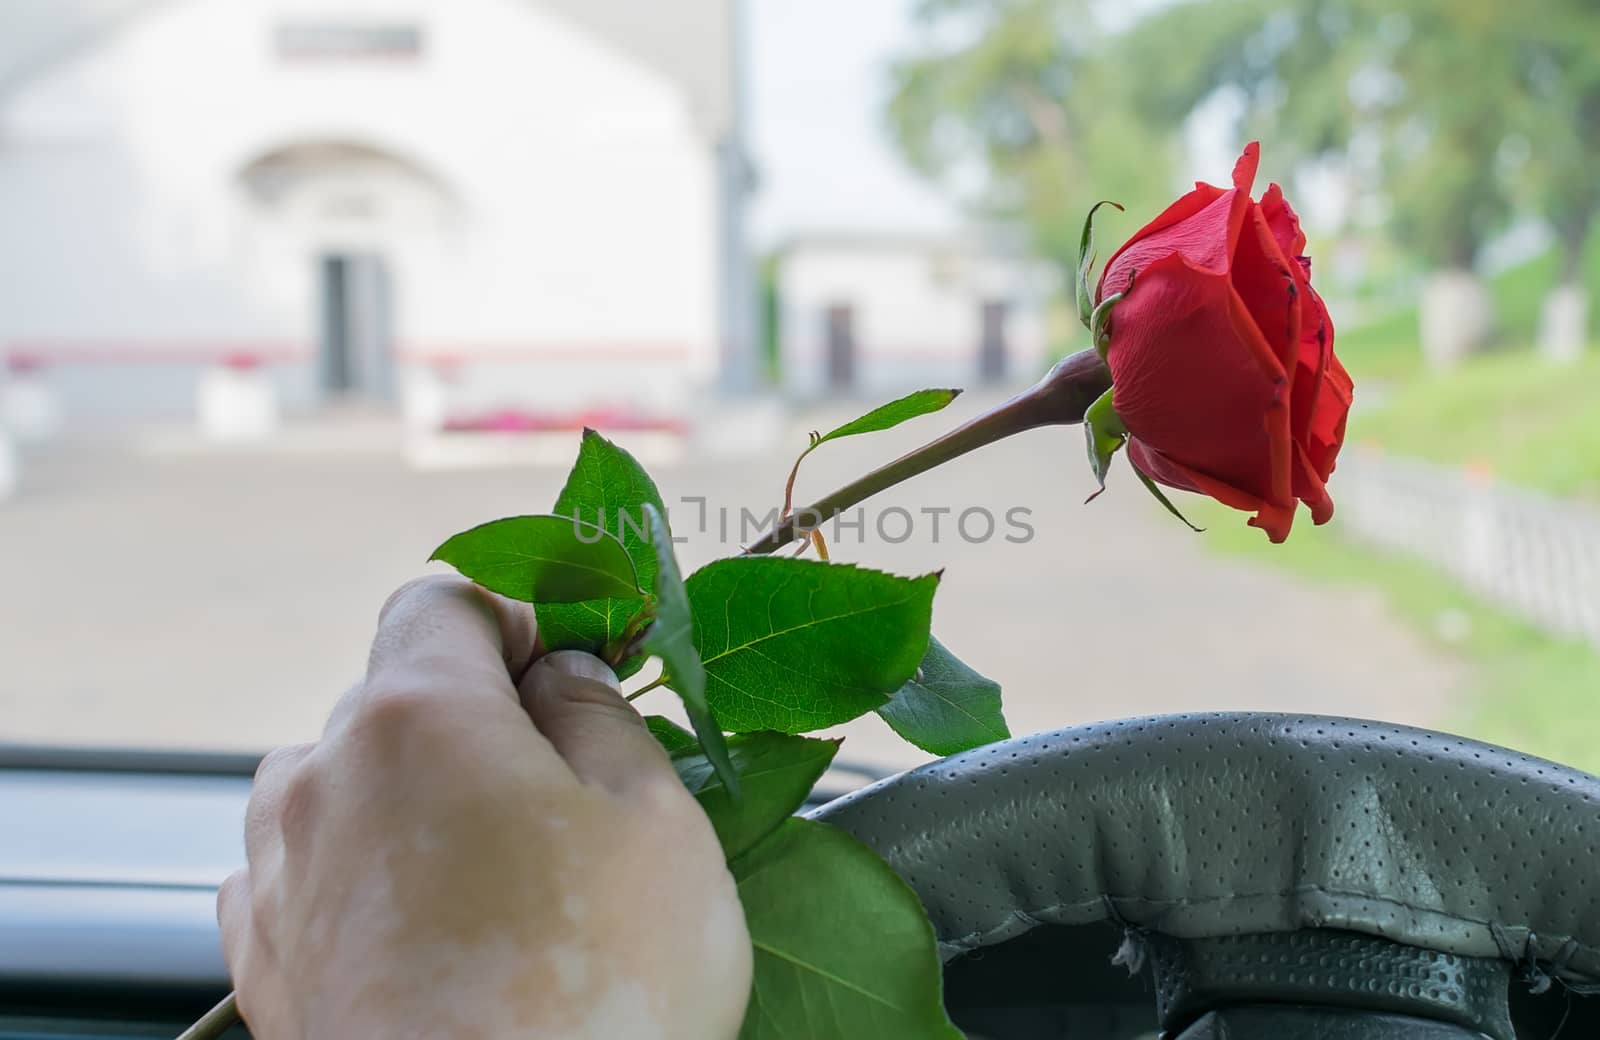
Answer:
[{"left": 809, "top": 713, "right": 1600, "bottom": 983}]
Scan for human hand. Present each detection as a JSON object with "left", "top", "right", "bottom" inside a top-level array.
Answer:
[{"left": 218, "top": 576, "right": 752, "bottom": 1039}]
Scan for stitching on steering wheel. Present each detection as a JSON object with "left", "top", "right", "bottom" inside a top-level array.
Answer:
[
  {"left": 939, "top": 882, "right": 1600, "bottom": 978},
  {"left": 1490, "top": 926, "right": 1600, "bottom": 997}
]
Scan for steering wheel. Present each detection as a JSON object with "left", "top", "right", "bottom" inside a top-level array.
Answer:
[{"left": 811, "top": 713, "right": 1600, "bottom": 1038}]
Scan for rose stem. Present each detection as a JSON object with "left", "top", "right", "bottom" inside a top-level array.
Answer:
[
  {"left": 626, "top": 675, "right": 668, "bottom": 702},
  {"left": 744, "top": 348, "right": 1112, "bottom": 556},
  {"left": 176, "top": 992, "right": 237, "bottom": 1040}
]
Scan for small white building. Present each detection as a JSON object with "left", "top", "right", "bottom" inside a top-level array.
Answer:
[
  {"left": 0, "top": 0, "right": 753, "bottom": 428},
  {"left": 773, "top": 232, "right": 1049, "bottom": 400}
]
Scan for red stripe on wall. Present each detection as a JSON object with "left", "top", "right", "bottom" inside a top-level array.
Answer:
[{"left": 3, "top": 341, "right": 702, "bottom": 369}]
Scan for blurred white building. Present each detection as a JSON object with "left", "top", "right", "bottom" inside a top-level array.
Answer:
[
  {"left": 774, "top": 233, "right": 1049, "bottom": 399},
  {"left": 0, "top": 0, "right": 752, "bottom": 427}
]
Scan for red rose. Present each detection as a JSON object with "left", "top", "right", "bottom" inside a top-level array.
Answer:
[{"left": 1095, "top": 142, "right": 1353, "bottom": 543}]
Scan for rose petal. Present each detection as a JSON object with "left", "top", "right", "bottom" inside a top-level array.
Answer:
[
  {"left": 1102, "top": 189, "right": 1241, "bottom": 292},
  {"left": 1307, "top": 350, "right": 1353, "bottom": 481},
  {"left": 1097, "top": 182, "right": 1227, "bottom": 299},
  {"left": 1288, "top": 285, "right": 1332, "bottom": 448},
  {"left": 1101, "top": 144, "right": 1261, "bottom": 295},
  {"left": 1292, "top": 444, "right": 1335, "bottom": 525},
  {"left": 1129, "top": 438, "right": 1297, "bottom": 544},
  {"left": 1259, "top": 183, "right": 1308, "bottom": 258},
  {"left": 1232, "top": 141, "right": 1261, "bottom": 195},
  {"left": 1231, "top": 201, "right": 1303, "bottom": 373},
  {"left": 1107, "top": 253, "right": 1292, "bottom": 506},
  {"left": 1126, "top": 438, "right": 1200, "bottom": 493}
]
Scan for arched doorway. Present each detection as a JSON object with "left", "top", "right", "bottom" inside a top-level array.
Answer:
[{"left": 238, "top": 141, "right": 453, "bottom": 402}]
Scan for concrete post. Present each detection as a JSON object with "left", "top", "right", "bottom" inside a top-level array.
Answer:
[
  {"left": 1, "top": 356, "right": 62, "bottom": 441},
  {"left": 1419, "top": 270, "right": 1494, "bottom": 369},
  {"left": 0, "top": 428, "right": 17, "bottom": 502},
  {"left": 197, "top": 354, "right": 279, "bottom": 442},
  {"left": 1538, "top": 284, "right": 1588, "bottom": 363}
]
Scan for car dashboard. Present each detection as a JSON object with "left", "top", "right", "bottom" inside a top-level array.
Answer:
[
  {"left": 0, "top": 745, "right": 888, "bottom": 1040},
  {"left": 0, "top": 747, "right": 249, "bottom": 1038}
]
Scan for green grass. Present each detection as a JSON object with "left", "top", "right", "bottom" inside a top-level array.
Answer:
[
  {"left": 1352, "top": 351, "right": 1600, "bottom": 499},
  {"left": 1325, "top": 231, "right": 1600, "bottom": 499},
  {"left": 1333, "top": 303, "right": 1430, "bottom": 381},
  {"left": 1196, "top": 503, "right": 1600, "bottom": 776}
]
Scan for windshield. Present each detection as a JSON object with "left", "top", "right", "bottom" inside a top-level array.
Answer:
[{"left": 1, "top": 0, "right": 1596, "bottom": 780}]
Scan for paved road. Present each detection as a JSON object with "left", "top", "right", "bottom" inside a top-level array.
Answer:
[{"left": 0, "top": 397, "right": 1461, "bottom": 770}]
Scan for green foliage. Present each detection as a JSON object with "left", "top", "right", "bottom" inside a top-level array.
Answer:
[
  {"left": 888, "top": 0, "right": 1600, "bottom": 335},
  {"left": 639, "top": 503, "right": 737, "bottom": 793},
  {"left": 814, "top": 389, "right": 962, "bottom": 446},
  {"left": 1110, "top": 0, "right": 1600, "bottom": 272},
  {"left": 1333, "top": 304, "right": 1428, "bottom": 382},
  {"left": 877, "top": 637, "right": 1009, "bottom": 756},
  {"left": 885, "top": 0, "right": 1174, "bottom": 271},
  {"left": 784, "top": 389, "right": 964, "bottom": 532},
  {"left": 1077, "top": 200, "right": 1123, "bottom": 327},
  {"left": 421, "top": 387, "right": 1017, "bottom": 1039},
  {"left": 538, "top": 430, "right": 668, "bottom": 676},
  {"left": 1088, "top": 275, "right": 1126, "bottom": 359},
  {"left": 1336, "top": 233, "right": 1600, "bottom": 383},
  {"left": 667, "top": 731, "right": 841, "bottom": 860},
  {"left": 426, "top": 406, "right": 975, "bottom": 1037},
  {"left": 684, "top": 558, "right": 940, "bottom": 733},
  {"left": 428, "top": 516, "right": 641, "bottom": 603},
  {"left": 644, "top": 715, "right": 699, "bottom": 755},
  {"left": 759, "top": 253, "right": 783, "bottom": 384},
  {"left": 732, "top": 819, "right": 963, "bottom": 1040},
  {"left": 1355, "top": 350, "right": 1600, "bottom": 500},
  {"left": 1082, "top": 385, "right": 1126, "bottom": 495},
  {"left": 1135, "top": 468, "right": 1206, "bottom": 534}
]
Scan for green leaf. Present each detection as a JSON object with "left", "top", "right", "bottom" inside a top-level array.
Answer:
[
  {"left": 876, "top": 636, "right": 1009, "bottom": 756},
  {"left": 815, "top": 389, "right": 961, "bottom": 447},
  {"left": 733, "top": 819, "right": 962, "bottom": 1040},
  {"left": 1083, "top": 386, "right": 1128, "bottom": 501},
  {"left": 782, "top": 390, "right": 964, "bottom": 523},
  {"left": 638, "top": 503, "right": 737, "bottom": 794},
  {"left": 538, "top": 430, "right": 668, "bottom": 677},
  {"left": 1077, "top": 199, "right": 1123, "bottom": 329},
  {"left": 670, "top": 731, "right": 839, "bottom": 860},
  {"left": 644, "top": 715, "right": 698, "bottom": 755},
  {"left": 685, "top": 558, "right": 939, "bottom": 734},
  {"left": 429, "top": 515, "right": 641, "bottom": 603},
  {"left": 1135, "top": 467, "right": 1207, "bottom": 534}
]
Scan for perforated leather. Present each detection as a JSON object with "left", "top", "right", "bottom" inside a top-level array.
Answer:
[{"left": 810, "top": 713, "right": 1600, "bottom": 986}]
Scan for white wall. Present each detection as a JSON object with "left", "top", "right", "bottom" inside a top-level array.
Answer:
[
  {"left": 777, "top": 238, "right": 1047, "bottom": 399},
  {"left": 0, "top": 0, "right": 721, "bottom": 420}
]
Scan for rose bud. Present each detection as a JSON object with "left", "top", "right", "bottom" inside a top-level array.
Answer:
[{"left": 1083, "top": 142, "right": 1354, "bottom": 543}]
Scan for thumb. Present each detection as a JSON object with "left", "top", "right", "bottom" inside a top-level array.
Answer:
[{"left": 518, "top": 651, "right": 675, "bottom": 795}]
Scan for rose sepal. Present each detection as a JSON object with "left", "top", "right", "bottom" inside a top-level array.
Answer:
[
  {"left": 1088, "top": 269, "right": 1132, "bottom": 363},
  {"left": 1076, "top": 200, "right": 1123, "bottom": 329},
  {"left": 1082, "top": 386, "right": 1127, "bottom": 503},
  {"left": 1134, "top": 467, "right": 1206, "bottom": 533}
]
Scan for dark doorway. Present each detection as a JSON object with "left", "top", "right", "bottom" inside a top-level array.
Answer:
[
  {"left": 978, "top": 299, "right": 1009, "bottom": 383},
  {"left": 319, "top": 253, "right": 394, "bottom": 400},
  {"left": 825, "top": 303, "right": 856, "bottom": 391}
]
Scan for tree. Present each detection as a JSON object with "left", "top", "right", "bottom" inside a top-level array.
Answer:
[
  {"left": 1518, "top": 0, "right": 1600, "bottom": 358},
  {"left": 885, "top": 0, "right": 1178, "bottom": 275},
  {"left": 1127, "top": 0, "right": 1600, "bottom": 361}
]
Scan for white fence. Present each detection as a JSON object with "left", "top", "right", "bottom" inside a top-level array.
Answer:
[{"left": 1335, "top": 450, "right": 1600, "bottom": 650}]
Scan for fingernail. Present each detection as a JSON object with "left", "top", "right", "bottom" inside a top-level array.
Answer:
[{"left": 539, "top": 651, "right": 620, "bottom": 691}]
